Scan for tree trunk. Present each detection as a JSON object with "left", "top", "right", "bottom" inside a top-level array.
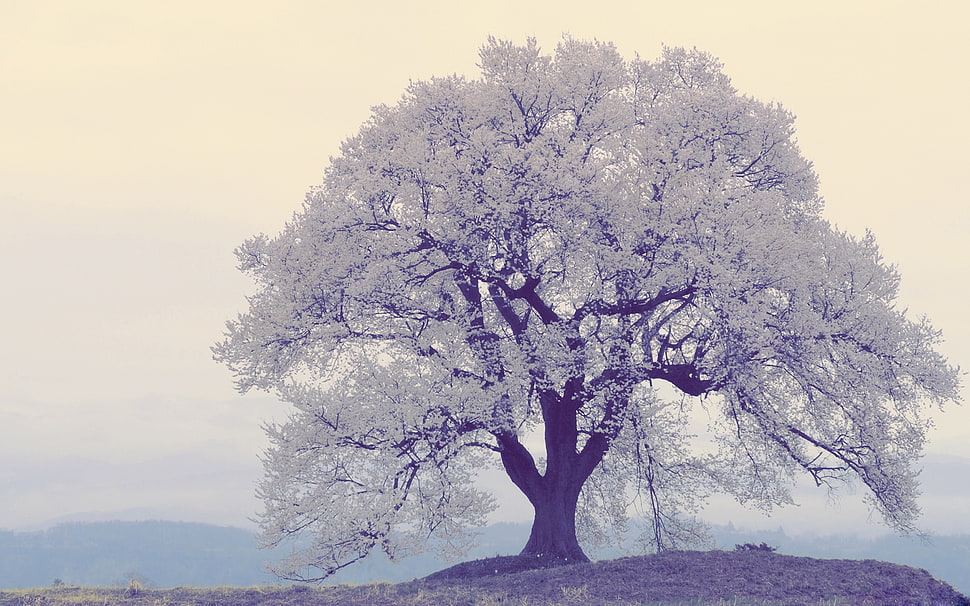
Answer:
[
  {"left": 519, "top": 476, "right": 588, "bottom": 562},
  {"left": 496, "top": 388, "right": 608, "bottom": 564}
]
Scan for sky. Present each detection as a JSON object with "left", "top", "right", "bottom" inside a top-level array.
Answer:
[{"left": 1, "top": 1, "right": 968, "bottom": 540}]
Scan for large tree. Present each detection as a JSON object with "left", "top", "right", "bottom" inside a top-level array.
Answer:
[{"left": 214, "top": 37, "right": 961, "bottom": 579}]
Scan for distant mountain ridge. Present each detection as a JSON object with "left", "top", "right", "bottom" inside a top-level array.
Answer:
[
  {"left": 1, "top": 520, "right": 967, "bottom": 595},
  {"left": 0, "top": 521, "right": 272, "bottom": 588}
]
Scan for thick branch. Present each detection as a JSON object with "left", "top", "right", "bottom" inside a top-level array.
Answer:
[
  {"left": 490, "top": 275, "right": 561, "bottom": 325},
  {"left": 488, "top": 282, "right": 528, "bottom": 335},
  {"left": 454, "top": 269, "right": 506, "bottom": 382},
  {"left": 573, "top": 285, "right": 697, "bottom": 324},
  {"left": 494, "top": 430, "right": 542, "bottom": 503},
  {"left": 588, "top": 363, "right": 714, "bottom": 398},
  {"left": 645, "top": 363, "right": 713, "bottom": 396}
]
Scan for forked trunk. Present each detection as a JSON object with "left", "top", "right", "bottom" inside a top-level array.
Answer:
[{"left": 497, "top": 388, "right": 611, "bottom": 564}]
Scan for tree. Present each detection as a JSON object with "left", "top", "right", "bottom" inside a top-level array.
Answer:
[{"left": 214, "top": 37, "right": 961, "bottom": 580}]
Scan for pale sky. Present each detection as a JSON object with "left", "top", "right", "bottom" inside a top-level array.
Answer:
[{"left": 2, "top": 1, "right": 968, "bottom": 538}]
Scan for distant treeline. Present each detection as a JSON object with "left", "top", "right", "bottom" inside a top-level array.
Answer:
[
  {"left": 0, "top": 520, "right": 967, "bottom": 595},
  {"left": 0, "top": 521, "right": 274, "bottom": 588},
  {"left": 0, "top": 520, "right": 527, "bottom": 589}
]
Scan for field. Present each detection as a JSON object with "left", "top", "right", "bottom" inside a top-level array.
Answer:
[{"left": 2, "top": 550, "right": 967, "bottom": 606}]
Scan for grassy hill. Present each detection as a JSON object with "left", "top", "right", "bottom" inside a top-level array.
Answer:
[
  {"left": 2, "top": 549, "right": 967, "bottom": 606},
  {"left": 5, "top": 520, "right": 969, "bottom": 594}
]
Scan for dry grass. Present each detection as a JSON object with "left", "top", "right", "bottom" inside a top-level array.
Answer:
[{"left": 1, "top": 550, "right": 967, "bottom": 606}]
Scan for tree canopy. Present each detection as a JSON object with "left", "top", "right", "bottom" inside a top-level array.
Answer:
[{"left": 214, "top": 37, "right": 961, "bottom": 580}]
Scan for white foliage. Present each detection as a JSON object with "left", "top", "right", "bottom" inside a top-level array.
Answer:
[{"left": 214, "top": 37, "right": 961, "bottom": 579}]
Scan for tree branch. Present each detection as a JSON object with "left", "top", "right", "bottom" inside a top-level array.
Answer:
[{"left": 494, "top": 429, "right": 542, "bottom": 503}]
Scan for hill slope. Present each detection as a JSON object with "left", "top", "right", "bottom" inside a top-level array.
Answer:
[
  {"left": 2, "top": 550, "right": 966, "bottom": 606},
  {"left": 417, "top": 550, "right": 970, "bottom": 606}
]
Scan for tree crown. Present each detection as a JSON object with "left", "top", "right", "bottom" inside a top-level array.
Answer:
[{"left": 215, "top": 37, "right": 961, "bottom": 580}]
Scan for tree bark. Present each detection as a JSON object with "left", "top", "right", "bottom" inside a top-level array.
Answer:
[
  {"left": 519, "top": 474, "right": 588, "bottom": 561},
  {"left": 496, "top": 388, "right": 609, "bottom": 563}
]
